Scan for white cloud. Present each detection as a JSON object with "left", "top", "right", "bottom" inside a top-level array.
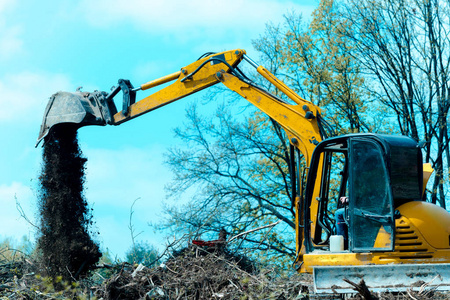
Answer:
[
  {"left": 0, "top": 72, "right": 72, "bottom": 124},
  {"left": 0, "top": 24, "right": 22, "bottom": 59},
  {"left": 78, "top": 0, "right": 313, "bottom": 39},
  {"left": 0, "top": 0, "right": 22, "bottom": 60},
  {"left": 0, "top": 0, "right": 14, "bottom": 14},
  {"left": 0, "top": 182, "right": 35, "bottom": 240}
]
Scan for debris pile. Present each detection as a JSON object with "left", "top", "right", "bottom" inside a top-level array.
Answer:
[
  {"left": 0, "top": 258, "right": 94, "bottom": 299},
  {"left": 95, "top": 245, "right": 309, "bottom": 299},
  {"left": 0, "top": 260, "right": 29, "bottom": 289},
  {"left": 37, "top": 126, "right": 101, "bottom": 280}
]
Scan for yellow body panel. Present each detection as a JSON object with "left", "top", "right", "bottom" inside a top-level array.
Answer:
[
  {"left": 423, "top": 163, "right": 433, "bottom": 194},
  {"left": 398, "top": 201, "right": 450, "bottom": 249},
  {"left": 301, "top": 201, "right": 450, "bottom": 273},
  {"left": 301, "top": 249, "right": 450, "bottom": 273}
]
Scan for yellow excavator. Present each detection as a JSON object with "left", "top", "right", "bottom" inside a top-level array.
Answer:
[{"left": 37, "top": 49, "right": 450, "bottom": 295}]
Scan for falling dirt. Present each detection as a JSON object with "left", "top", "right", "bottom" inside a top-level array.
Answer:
[{"left": 37, "top": 125, "right": 101, "bottom": 280}]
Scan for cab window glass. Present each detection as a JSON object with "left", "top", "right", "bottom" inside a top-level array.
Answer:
[
  {"left": 352, "top": 140, "right": 390, "bottom": 214},
  {"left": 350, "top": 139, "right": 393, "bottom": 251}
]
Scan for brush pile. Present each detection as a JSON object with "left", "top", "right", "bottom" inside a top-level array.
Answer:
[{"left": 94, "top": 244, "right": 309, "bottom": 299}]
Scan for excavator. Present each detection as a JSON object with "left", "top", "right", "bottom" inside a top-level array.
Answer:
[{"left": 37, "top": 49, "right": 450, "bottom": 295}]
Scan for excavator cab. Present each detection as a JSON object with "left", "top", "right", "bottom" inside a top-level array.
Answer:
[
  {"left": 300, "top": 134, "right": 450, "bottom": 294},
  {"left": 304, "top": 134, "right": 423, "bottom": 254}
]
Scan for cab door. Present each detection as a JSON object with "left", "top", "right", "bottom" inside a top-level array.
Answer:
[{"left": 348, "top": 138, "right": 395, "bottom": 252}]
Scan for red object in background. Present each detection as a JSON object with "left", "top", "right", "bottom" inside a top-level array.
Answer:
[{"left": 192, "top": 240, "right": 224, "bottom": 247}]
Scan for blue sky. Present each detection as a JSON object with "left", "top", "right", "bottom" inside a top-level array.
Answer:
[{"left": 0, "top": 0, "right": 318, "bottom": 259}]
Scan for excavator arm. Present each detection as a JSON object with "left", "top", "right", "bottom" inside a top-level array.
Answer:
[
  {"left": 37, "top": 49, "right": 324, "bottom": 165},
  {"left": 37, "top": 49, "right": 326, "bottom": 270}
]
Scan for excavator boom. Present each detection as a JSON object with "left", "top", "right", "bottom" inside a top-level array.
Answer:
[
  {"left": 37, "top": 49, "right": 323, "bottom": 165},
  {"left": 36, "top": 49, "right": 245, "bottom": 145}
]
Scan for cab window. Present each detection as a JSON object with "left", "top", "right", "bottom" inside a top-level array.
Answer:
[
  {"left": 349, "top": 138, "right": 394, "bottom": 252},
  {"left": 313, "top": 144, "right": 348, "bottom": 246}
]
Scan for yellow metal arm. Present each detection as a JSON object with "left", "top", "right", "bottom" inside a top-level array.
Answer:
[
  {"left": 217, "top": 71, "right": 321, "bottom": 165},
  {"left": 112, "top": 49, "right": 323, "bottom": 164},
  {"left": 113, "top": 49, "right": 246, "bottom": 124},
  {"left": 140, "top": 71, "right": 181, "bottom": 91}
]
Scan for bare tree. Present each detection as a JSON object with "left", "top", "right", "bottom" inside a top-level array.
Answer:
[
  {"left": 163, "top": 104, "right": 296, "bottom": 263},
  {"left": 253, "top": 6, "right": 379, "bottom": 136},
  {"left": 339, "top": 0, "right": 450, "bottom": 207}
]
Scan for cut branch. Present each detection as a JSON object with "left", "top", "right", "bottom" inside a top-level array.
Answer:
[{"left": 227, "top": 220, "right": 281, "bottom": 242}]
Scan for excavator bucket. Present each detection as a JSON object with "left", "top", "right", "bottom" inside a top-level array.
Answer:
[{"left": 36, "top": 91, "right": 117, "bottom": 146}]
